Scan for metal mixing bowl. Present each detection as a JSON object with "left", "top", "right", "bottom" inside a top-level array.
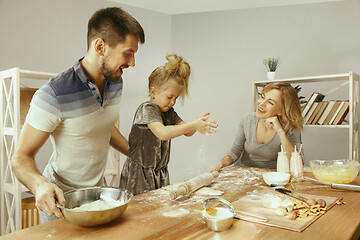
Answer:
[
  {"left": 310, "top": 159, "right": 360, "bottom": 184},
  {"left": 200, "top": 209, "right": 236, "bottom": 231},
  {"left": 201, "top": 197, "right": 236, "bottom": 231},
  {"left": 60, "top": 187, "right": 133, "bottom": 227}
]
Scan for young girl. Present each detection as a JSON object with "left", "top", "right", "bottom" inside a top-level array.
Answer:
[{"left": 120, "top": 53, "right": 217, "bottom": 195}]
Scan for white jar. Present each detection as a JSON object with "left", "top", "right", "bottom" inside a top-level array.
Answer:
[
  {"left": 277, "top": 151, "right": 289, "bottom": 173},
  {"left": 290, "top": 151, "right": 303, "bottom": 178}
]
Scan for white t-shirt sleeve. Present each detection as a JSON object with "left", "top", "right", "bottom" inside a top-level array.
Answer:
[
  {"left": 25, "top": 104, "right": 61, "bottom": 132},
  {"left": 25, "top": 87, "right": 61, "bottom": 132}
]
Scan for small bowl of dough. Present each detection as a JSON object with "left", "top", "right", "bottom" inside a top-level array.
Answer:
[
  {"left": 262, "top": 172, "right": 290, "bottom": 186},
  {"left": 310, "top": 159, "right": 360, "bottom": 184},
  {"left": 201, "top": 197, "right": 236, "bottom": 231},
  {"left": 200, "top": 207, "right": 236, "bottom": 231},
  {"left": 60, "top": 187, "right": 133, "bottom": 227}
]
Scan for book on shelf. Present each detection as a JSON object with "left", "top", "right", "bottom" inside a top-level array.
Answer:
[
  {"left": 311, "top": 101, "right": 329, "bottom": 124},
  {"left": 304, "top": 102, "right": 319, "bottom": 124},
  {"left": 332, "top": 100, "right": 349, "bottom": 125},
  {"left": 307, "top": 102, "right": 323, "bottom": 124},
  {"left": 328, "top": 101, "right": 345, "bottom": 125},
  {"left": 317, "top": 100, "right": 336, "bottom": 125},
  {"left": 302, "top": 92, "right": 325, "bottom": 118},
  {"left": 322, "top": 101, "right": 342, "bottom": 125}
]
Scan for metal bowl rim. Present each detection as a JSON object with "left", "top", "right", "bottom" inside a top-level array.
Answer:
[
  {"left": 309, "top": 159, "right": 360, "bottom": 166},
  {"left": 200, "top": 208, "right": 236, "bottom": 220},
  {"left": 61, "top": 187, "right": 133, "bottom": 212},
  {"left": 202, "top": 197, "right": 235, "bottom": 211}
]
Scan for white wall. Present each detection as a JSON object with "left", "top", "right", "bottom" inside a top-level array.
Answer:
[
  {"left": 168, "top": 0, "right": 360, "bottom": 183},
  {"left": 0, "top": 0, "right": 171, "bottom": 221},
  {"left": 1, "top": 0, "right": 359, "bottom": 187},
  {"left": 0, "top": 0, "right": 171, "bottom": 173}
]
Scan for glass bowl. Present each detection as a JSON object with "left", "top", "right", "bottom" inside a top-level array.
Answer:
[{"left": 310, "top": 159, "right": 360, "bottom": 184}]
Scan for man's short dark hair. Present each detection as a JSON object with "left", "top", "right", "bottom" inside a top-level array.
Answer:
[{"left": 87, "top": 7, "right": 145, "bottom": 49}]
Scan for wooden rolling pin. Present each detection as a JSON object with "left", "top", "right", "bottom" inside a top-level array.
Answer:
[{"left": 169, "top": 171, "right": 219, "bottom": 200}]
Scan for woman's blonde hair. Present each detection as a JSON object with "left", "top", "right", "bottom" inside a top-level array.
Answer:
[
  {"left": 148, "top": 53, "right": 191, "bottom": 100},
  {"left": 262, "top": 82, "right": 304, "bottom": 130}
]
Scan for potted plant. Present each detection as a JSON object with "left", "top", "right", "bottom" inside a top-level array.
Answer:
[{"left": 262, "top": 57, "right": 279, "bottom": 80}]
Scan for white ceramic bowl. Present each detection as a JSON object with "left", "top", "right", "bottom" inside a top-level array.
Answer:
[{"left": 262, "top": 172, "right": 290, "bottom": 186}]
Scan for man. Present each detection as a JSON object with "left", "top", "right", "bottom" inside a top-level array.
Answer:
[{"left": 11, "top": 7, "right": 145, "bottom": 223}]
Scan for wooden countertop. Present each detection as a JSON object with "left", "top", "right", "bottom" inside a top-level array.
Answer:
[{"left": 1, "top": 166, "right": 360, "bottom": 240}]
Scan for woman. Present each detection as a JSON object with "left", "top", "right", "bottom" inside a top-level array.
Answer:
[{"left": 209, "top": 82, "right": 304, "bottom": 171}]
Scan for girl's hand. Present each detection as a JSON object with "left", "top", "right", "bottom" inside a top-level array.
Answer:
[
  {"left": 197, "top": 112, "right": 210, "bottom": 120},
  {"left": 195, "top": 113, "right": 218, "bottom": 135},
  {"left": 265, "top": 116, "right": 284, "bottom": 133}
]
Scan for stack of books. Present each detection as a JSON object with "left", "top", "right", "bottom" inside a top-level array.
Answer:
[{"left": 302, "top": 92, "right": 349, "bottom": 125}]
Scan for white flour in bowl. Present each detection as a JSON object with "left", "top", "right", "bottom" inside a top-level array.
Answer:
[
  {"left": 72, "top": 199, "right": 124, "bottom": 211},
  {"left": 203, "top": 207, "right": 234, "bottom": 219}
]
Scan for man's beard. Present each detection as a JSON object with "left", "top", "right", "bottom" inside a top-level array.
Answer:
[{"left": 101, "top": 57, "right": 120, "bottom": 83}]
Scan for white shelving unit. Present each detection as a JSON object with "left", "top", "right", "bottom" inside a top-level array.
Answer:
[
  {"left": 252, "top": 72, "right": 360, "bottom": 161},
  {"left": 0, "top": 67, "right": 56, "bottom": 235}
]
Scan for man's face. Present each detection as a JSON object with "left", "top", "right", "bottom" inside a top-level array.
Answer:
[{"left": 101, "top": 34, "right": 139, "bottom": 82}]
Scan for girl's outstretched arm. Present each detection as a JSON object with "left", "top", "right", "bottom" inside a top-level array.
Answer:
[
  {"left": 183, "top": 112, "right": 217, "bottom": 137},
  {"left": 148, "top": 115, "right": 217, "bottom": 141}
]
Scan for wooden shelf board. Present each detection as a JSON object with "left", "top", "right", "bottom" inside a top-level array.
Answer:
[
  {"left": 2, "top": 127, "right": 15, "bottom": 135},
  {"left": 304, "top": 124, "right": 349, "bottom": 129},
  {"left": 20, "top": 69, "right": 57, "bottom": 80},
  {"left": 3, "top": 183, "right": 29, "bottom": 194},
  {"left": 254, "top": 72, "right": 354, "bottom": 86}
]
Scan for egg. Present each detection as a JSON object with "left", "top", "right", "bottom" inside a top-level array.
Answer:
[
  {"left": 287, "top": 211, "right": 297, "bottom": 220},
  {"left": 275, "top": 206, "right": 287, "bottom": 216},
  {"left": 317, "top": 199, "right": 326, "bottom": 208},
  {"left": 306, "top": 198, "right": 317, "bottom": 206}
]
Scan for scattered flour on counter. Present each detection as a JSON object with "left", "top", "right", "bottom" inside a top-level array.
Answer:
[
  {"left": 163, "top": 183, "right": 223, "bottom": 196},
  {"left": 193, "top": 187, "right": 223, "bottom": 196},
  {"left": 132, "top": 166, "right": 269, "bottom": 221},
  {"left": 240, "top": 188, "right": 293, "bottom": 208},
  {"left": 132, "top": 188, "right": 205, "bottom": 221},
  {"left": 208, "top": 167, "right": 267, "bottom": 193},
  {"left": 176, "top": 195, "right": 205, "bottom": 207},
  {"left": 45, "top": 228, "right": 57, "bottom": 238},
  {"left": 72, "top": 199, "right": 124, "bottom": 211},
  {"left": 163, "top": 208, "right": 190, "bottom": 217}
]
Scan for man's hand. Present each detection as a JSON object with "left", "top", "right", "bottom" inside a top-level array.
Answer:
[{"left": 34, "top": 181, "right": 65, "bottom": 220}]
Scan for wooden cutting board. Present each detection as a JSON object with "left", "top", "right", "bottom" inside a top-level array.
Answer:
[{"left": 231, "top": 188, "right": 341, "bottom": 232}]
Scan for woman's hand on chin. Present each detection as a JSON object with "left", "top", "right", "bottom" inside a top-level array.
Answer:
[{"left": 265, "top": 116, "right": 284, "bottom": 133}]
